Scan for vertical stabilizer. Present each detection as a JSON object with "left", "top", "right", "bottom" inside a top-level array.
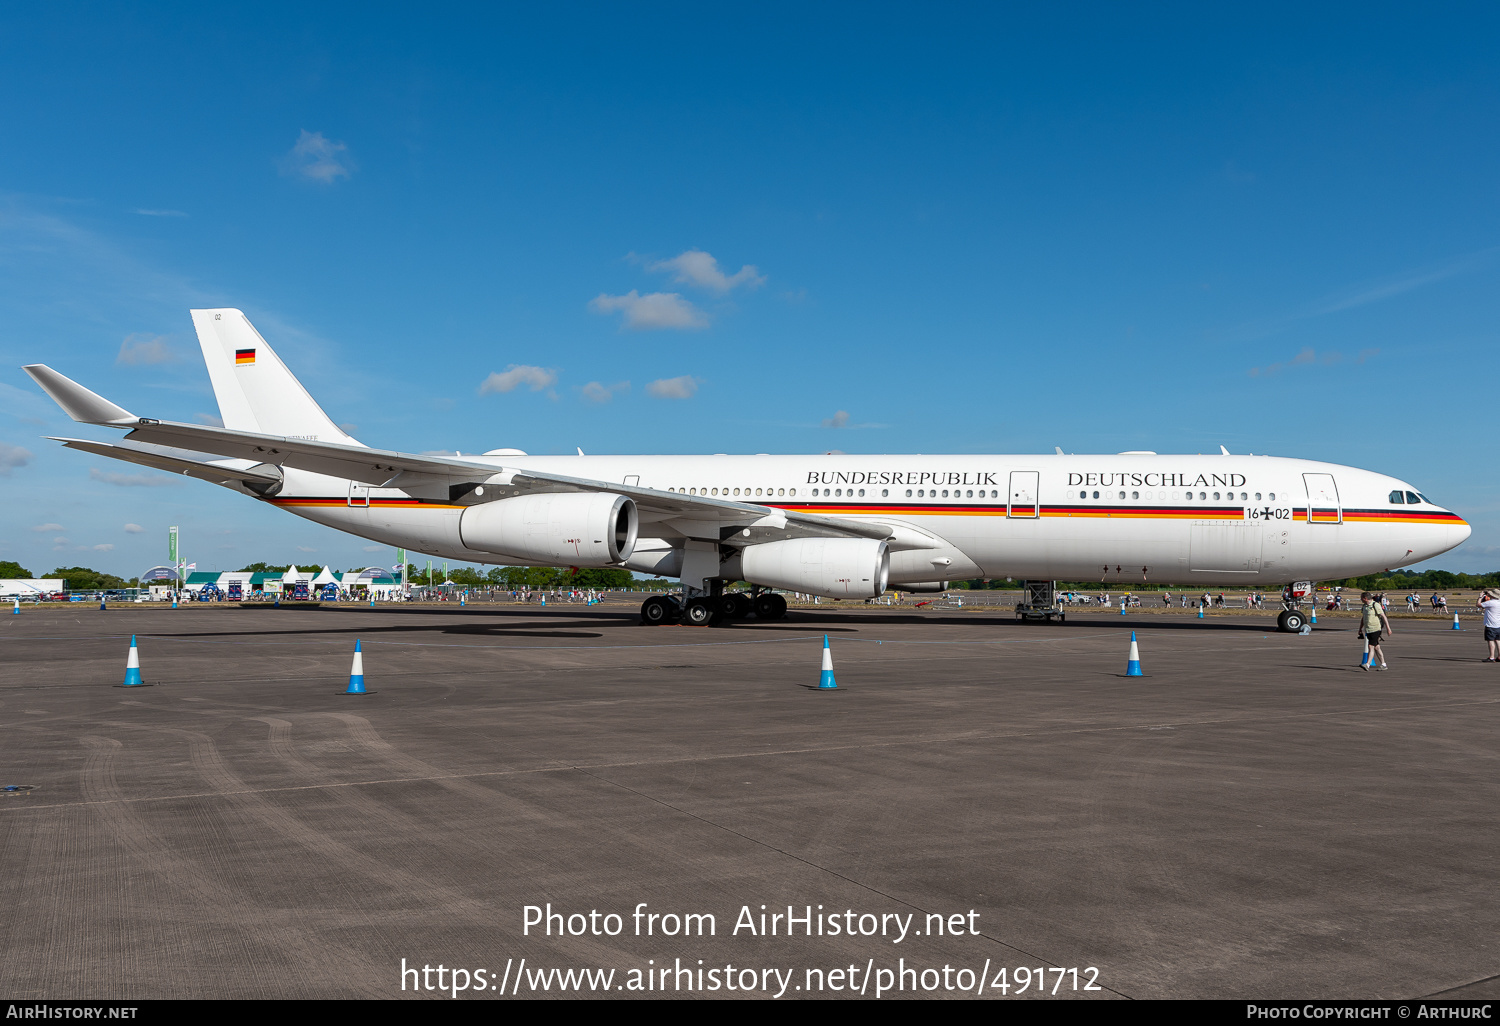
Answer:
[{"left": 190, "top": 309, "right": 362, "bottom": 445}]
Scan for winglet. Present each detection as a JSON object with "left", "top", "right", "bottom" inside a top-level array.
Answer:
[{"left": 22, "top": 365, "right": 138, "bottom": 426}]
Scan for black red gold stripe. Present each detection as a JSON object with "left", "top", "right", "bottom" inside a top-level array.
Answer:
[{"left": 266, "top": 496, "right": 1466, "bottom": 527}]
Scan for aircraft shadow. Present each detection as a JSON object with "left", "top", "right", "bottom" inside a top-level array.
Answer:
[{"left": 147, "top": 622, "right": 604, "bottom": 640}]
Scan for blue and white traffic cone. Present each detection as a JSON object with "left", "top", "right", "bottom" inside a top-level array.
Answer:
[
  {"left": 121, "top": 635, "right": 144, "bottom": 687},
  {"left": 171, "top": 595, "right": 178, "bottom": 608},
  {"left": 1125, "top": 631, "right": 1143, "bottom": 676},
  {"left": 344, "top": 640, "right": 367, "bottom": 695},
  {"left": 1197, "top": 605, "right": 1204, "bottom": 618},
  {"left": 818, "top": 635, "right": 838, "bottom": 689},
  {"left": 461, "top": 594, "right": 466, "bottom": 607},
  {"left": 1360, "top": 639, "right": 1370, "bottom": 668},
  {"left": 99, "top": 598, "right": 106, "bottom": 611},
  {"left": 1309, "top": 605, "right": 1317, "bottom": 624},
  {"left": 11, "top": 598, "right": 19, "bottom": 615},
  {"left": 1453, "top": 613, "right": 1462, "bottom": 631},
  {"left": 1120, "top": 602, "right": 1127, "bottom": 616}
]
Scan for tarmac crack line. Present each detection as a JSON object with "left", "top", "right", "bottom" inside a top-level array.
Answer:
[
  {"left": 569, "top": 765, "right": 1134, "bottom": 1000},
  {"left": 1419, "top": 970, "right": 1500, "bottom": 999}
]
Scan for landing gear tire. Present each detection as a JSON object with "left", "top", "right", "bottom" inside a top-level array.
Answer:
[
  {"left": 683, "top": 597, "right": 719, "bottom": 627},
  {"left": 640, "top": 595, "right": 679, "bottom": 626},
  {"left": 721, "top": 593, "right": 752, "bottom": 619},
  {"left": 754, "top": 593, "right": 787, "bottom": 620},
  {"left": 1277, "top": 609, "right": 1306, "bottom": 633}
]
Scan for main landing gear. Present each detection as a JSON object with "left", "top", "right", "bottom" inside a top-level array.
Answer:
[
  {"left": 639, "top": 591, "right": 787, "bottom": 626},
  {"left": 1275, "top": 608, "right": 1307, "bottom": 633}
]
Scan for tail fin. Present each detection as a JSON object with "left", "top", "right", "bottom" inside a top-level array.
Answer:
[{"left": 190, "top": 309, "right": 362, "bottom": 445}]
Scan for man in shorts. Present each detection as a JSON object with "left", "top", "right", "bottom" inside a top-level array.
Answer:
[
  {"left": 1359, "top": 591, "right": 1393, "bottom": 670},
  {"left": 1479, "top": 589, "right": 1500, "bottom": 662}
]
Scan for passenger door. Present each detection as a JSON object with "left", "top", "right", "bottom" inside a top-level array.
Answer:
[
  {"left": 1303, "top": 473, "right": 1340, "bottom": 524},
  {"left": 1008, "top": 471, "right": 1039, "bottom": 518}
]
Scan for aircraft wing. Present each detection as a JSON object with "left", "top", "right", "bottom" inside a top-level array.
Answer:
[
  {"left": 24, "top": 364, "right": 891, "bottom": 545},
  {"left": 121, "top": 419, "right": 891, "bottom": 543}
]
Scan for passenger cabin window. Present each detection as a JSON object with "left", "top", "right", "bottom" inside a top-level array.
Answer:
[{"left": 1389, "top": 490, "right": 1405, "bottom": 504}]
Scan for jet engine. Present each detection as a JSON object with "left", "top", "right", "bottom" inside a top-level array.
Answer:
[
  {"left": 459, "top": 491, "right": 638, "bottom": 566},
  {"left": 738, "top": 537, "right": 889, "bottom": 599}
]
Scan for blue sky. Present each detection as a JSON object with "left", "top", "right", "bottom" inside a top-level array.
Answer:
[{"left": 2, "top": 3, "right": 1498, "bottom": 576}]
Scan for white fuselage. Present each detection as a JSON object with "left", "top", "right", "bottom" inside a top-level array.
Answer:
[{"left": 256, "top": 452, "right": 1468, "bottom": 588}]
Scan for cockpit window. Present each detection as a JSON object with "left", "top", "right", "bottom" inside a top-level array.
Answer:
[
  {"left": 1388, "top": 490, "right": 1405, "bottom": 504},
  {"left": 1405, "top": 491, "right": 1421, "bottom": 504},
  {"left": 1418, "top": 493, "right": 1432, "bottom": 504}
]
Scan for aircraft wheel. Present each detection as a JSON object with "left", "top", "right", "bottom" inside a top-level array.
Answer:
[
  {"left": 754, "top": 593, "right": 787, "bottom": 620},
  {"left": 682, "top": 597, "right": 717, "bottom": 627},
  {"left": 721, "top": 593, "right": 752, "bottom": 619},
  {"left": 640, "top": 595, "right": 678, "bottom": 626},
  {"left": 1276, "top": 609, "right": 1306, "bottom": 633}
]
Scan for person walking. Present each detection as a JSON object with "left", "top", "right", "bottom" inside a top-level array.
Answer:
[
  {"left": 1359, "top": 591, "right": 1393, "bottom": 670},
  {"left": 1479, "top": 589, "right": 1500, "bottom": 662}
]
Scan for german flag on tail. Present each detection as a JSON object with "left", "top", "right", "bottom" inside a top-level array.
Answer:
[{"left": 235, "top": 348, "right": 255, "bottom": 365}]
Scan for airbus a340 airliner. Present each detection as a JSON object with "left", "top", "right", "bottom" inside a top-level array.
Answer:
[{"left": 24, "top": 309, "right": 1469, "bottom": 631}]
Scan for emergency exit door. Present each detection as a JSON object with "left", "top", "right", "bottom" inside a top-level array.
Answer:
[
  {"left": 347, "top": 482, "right": 370, "bottom": 507},
  {"left": 1303, "top": 473, "right": 1340, "bottom": 524},
  {"left": 1008, "top": 471, "right": 1039, "bottom": 518}
]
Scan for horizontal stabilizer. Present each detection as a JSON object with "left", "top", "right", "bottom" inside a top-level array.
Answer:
[
  {"left": 51, "top": 437, "right": 283, "bottom": 488},
  {"left": 23, "top": 365, "right": 137, "bottom": 425}
]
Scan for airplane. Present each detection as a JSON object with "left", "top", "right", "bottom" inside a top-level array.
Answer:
[{"left": 23, "top": 308, "right": 1470, "bottom": 632}]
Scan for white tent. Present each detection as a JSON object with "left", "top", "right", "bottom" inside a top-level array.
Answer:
[{"left": 312, "top": 565, "right": 340, "bottom": 586}]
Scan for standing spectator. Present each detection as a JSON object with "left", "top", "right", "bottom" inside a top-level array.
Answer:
[
  {"left": 1163, "top": 591, "right": 1172, "bottom": 608},
  {"left": 1359, "top": 591, "right": 1393, "bottom": 670},
  {"left": 1479, "top": 589, "right": 1500, "bottom": 662}
]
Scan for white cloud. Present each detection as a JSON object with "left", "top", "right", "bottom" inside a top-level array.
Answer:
[
  {"left": 117, "top": 333, "right": 175, "bottom": 365},
  {"left": 646, "top": 250, "right": 765, "bottom": 293},
  {"left": 133, "top": 208, "right": 188, "bottom": 217},
  {"left": 646, "top": 375, "right": 700, "bottom": 400},
  {"left": 0, "top": 442, "right": 32, "bottom": 475},
  {"left": 52, "top": 537, "right": 69, "bottom": 549},
  {"left": 92, "top": 543, "right": 114, "bottom": 552},
  {"left": 32, "top": 523, "right": 64, "bottom": 532},
  {"left": 581, "top": 380, "right": 630, "bottom": 404},
  {"left": 89, "top": 467, "right": 180, "bottom": 487},
  {"left": 123, "top": 523, "right": 144, "bottom": 533},
  {"left": 589, "top": 291, "right": 708, "bottom": 330},
  {"left": 479, "top": 365, "right": 559, "bottom": 394},
  {"left": 296, "top": 545, "right": 317, "bottom": 553},
  {"left": 822, "top": 410, "right": 850, "bottom": 429},
  {"left": 280, "top": 130, "right": 354, "bottom": 184},
  {"left": 363, "top": 545, "right": 384, "bottom": 552},
  {"left": 1248, "top": 346, "right": 1380, "bottom": 377},
  {"left": 195, "top": 412, "right": 224, "bottom": 426}
]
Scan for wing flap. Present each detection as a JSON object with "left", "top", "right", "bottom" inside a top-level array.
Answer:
[{"left": 51, "top": 437, "right": 284, "bottom": 486}]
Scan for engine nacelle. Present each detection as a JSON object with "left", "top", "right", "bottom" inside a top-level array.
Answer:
[
  {"left": 739, "top": 537, "right": 889, "bottom": 599},
  {"left": 459, "top": 491, "right": 638, "bottom": 566}
]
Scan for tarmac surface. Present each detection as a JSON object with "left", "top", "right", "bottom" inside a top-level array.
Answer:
[{"left": 2, "top": 602, "right": 1497, "bottom": 1000}]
